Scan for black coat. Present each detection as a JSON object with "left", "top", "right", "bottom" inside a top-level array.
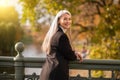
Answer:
[{"left": 40, "top": 27, "right": 77, "bottom": 80}]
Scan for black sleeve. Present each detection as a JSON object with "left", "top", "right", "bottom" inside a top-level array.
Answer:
[{"left": 58, "top": 34, "right": 77, "bottom": 61}]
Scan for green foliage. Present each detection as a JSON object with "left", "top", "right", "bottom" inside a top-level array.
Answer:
[
  {"left": 88, "top": 1, "right": 120, "bottom": 78},
  {"left": 90, "top": 37, "right": 120, "bottom": 77},
  {"left": 0, "top": 6, "right": 23, "bottom": 56},
  {"left": 91, "top": 4, "right": 120, "bottom": 42},
  {"left": 43, "top": 0, "right": 82, "bottom": 15},
  {"left": 19, "top": 0, "right": 39, "bottom": 25},
  {"left": 90, "top": 4, "right": 120, "bottom": 59},
  {"left": 104, "top": 38, "right": 120, "bottom": 59},
  {"left": 91, "top": 70, "right": 104, "bottom": 78},
  {"left": 89, "top": 46, "right": 104, "bottom": 59}
]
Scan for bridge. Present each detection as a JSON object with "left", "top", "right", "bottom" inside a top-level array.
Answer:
[{"left": 0, "top": 42, "right": 120, "bottom": 80}]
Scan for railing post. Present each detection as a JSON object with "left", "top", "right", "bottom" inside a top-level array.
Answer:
[
  {"left": 88, "top": 69, "right": 92, "bottom": 80},
  {"left": 14, "top": 42, "right": 24, "bottom": 80},
  {"left": 111, "top": 70, "right": 115, "bottom": 80}
]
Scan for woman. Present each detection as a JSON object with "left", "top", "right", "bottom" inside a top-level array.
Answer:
[{"left": 40, "top": 10, "right": 82, "bottom": 80}]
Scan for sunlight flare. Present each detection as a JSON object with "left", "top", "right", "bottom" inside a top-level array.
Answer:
[
  {"left": 0, "top": 0, "right": 16, "bottom": 7},
  {"left": 0, "top": 0, "right": 10, "bottom": 7}
]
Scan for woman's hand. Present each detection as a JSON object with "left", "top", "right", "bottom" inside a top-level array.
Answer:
[{"left": 75, "top": 52, "right": 83, "bottom": 62}]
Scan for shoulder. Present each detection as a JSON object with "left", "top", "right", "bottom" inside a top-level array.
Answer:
[
  {"left": 50, "top": 30, "right": 65, "bottom": 46},
  {"left": 52, "top": 29, "right": 64, "bottom": 39},
  {"left": 53, "top": 26, "right": 66, "bottom": 39},
  {"left": 51, "top": 30, "right": 68, "bottom": 44}
]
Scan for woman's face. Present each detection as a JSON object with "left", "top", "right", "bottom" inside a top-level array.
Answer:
[{"left": 58, "top": 13, "right": 72, "bottom": 29}]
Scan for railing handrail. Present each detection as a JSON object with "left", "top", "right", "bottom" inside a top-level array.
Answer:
[
  {"left": 0, "top": 56, "right": 120, "bottom": 69},
  {"left": 0, "top": 56, "right": 120, "bottom": 80},
  {"left": 1, "top": 56, "right": 120, "bottom": 64}
]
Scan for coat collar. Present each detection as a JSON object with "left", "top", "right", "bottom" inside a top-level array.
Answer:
[{"left": 58, "top": 26, "right": 66, "bottom": 33}]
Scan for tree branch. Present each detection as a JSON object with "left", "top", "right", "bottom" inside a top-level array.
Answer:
[{"left": 90, "top": 0, "right": 104, "bottom": 7}]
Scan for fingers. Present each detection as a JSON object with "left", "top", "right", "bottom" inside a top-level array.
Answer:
[
  {"left": 78, "top": 54, "right": 83, "bottom": 62},
  {"left": 75, "top": 52, "right": 83, "bottom": 62}
]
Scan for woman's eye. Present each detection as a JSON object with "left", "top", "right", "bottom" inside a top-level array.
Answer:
[{"left": 64, "top": 18, "right": 71, "bottom": 21}]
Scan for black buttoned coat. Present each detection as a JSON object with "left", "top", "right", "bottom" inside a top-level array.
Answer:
[{"left": 40, "top": 27, "right": 77, "bottom": 80}]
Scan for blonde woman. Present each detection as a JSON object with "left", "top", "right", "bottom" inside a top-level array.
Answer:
[{"left": 40, "top": 10, "right": 82, "bottom": 80}]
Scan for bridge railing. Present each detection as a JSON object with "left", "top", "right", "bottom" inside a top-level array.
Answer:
[{"left": 0, "top": 42, "right": 120, "bottom": 80}]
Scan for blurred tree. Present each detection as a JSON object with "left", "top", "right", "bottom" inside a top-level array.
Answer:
[
  {"left": 19, "top": 0, "right": 39, "bottom": 26},
  {"left": 87, "top": 0, "right": 120, "bottom": 78},
  {"left": 89, "top": 0, "right": 120, "bottom": 59},
  {"left": 0, "top": 6, "right": 23, "bottom": 56},
  {"left": 43, "top": 0, "right": 83, "bottom": 15}
]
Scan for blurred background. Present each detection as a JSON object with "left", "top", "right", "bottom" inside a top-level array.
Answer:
[{"left": 0, "top": 0, "right": 120, "bottom": 78}]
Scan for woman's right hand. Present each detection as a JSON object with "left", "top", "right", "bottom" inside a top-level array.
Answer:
[{"left": 75, "top": 52, "right": 83, "bottom": 62}]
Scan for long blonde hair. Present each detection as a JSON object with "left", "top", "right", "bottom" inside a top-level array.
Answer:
[{"left": 42, "top": 10, "right": 71, "bottom": 54}]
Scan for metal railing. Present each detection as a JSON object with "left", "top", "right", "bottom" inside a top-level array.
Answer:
[{"left": 0, "top": 42, "right": 120, "bottom": 80}]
